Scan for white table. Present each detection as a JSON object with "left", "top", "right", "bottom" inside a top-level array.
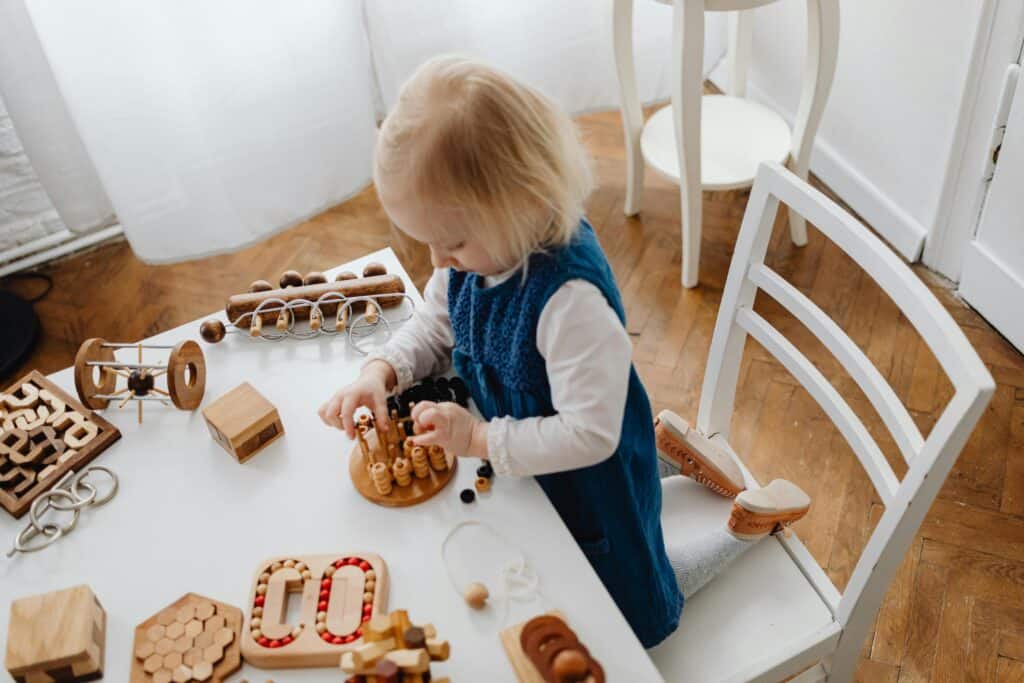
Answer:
[{"left": 0, "top": 249, "right": 664, "bottom": 682}]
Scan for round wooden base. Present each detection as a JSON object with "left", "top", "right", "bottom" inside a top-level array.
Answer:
[
  {"left": 349, "top": 430, "right": 457, "bottom": 507},
  {"left": 167, "top": 340, "right": 206, "bottom": 410},
  {"left": 73, "top": 338, "right": 116, "bottom": 409}
]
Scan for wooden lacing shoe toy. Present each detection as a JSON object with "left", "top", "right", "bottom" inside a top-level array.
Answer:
[
  {"left": 198, "top": 263, "right": 415, "bottom": 353},
  {"left": 73, "top": 338, "right": 206, "bottom": 424}
]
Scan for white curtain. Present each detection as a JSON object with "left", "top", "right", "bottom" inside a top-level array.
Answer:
[
  {"left": 23, "top": 0, "right": 378, "bottom": 262},
  {"left": 13, "top": 1, "right": 723, "bottom": 264},
  {"left": 0, "top": 0, "right": 114, "bottom": 235}
]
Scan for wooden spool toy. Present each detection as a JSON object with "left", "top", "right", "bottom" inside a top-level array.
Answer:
[
  {"left": 199, "top": 263, "right": 409, "bottom": 344},
  {"left": 500, "top": 612, "right": 605, "bottom": 683},
  {"left": 73, "top": 338, "right": 206, "bottom": 424},
  {"left": 338, "top": 608, "right": 450, "bottom": 682},
  {"left": 348, "top": 410, "right": 456, "bottom": 508},
  {"left": 240, "top": 553, "right": 389, "bottom": 668}
]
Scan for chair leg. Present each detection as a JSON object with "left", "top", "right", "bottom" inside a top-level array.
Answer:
[
  {"left": 727, "top": 10, "right": 752, "bottom": 98},
  {"left": 613, "top": 0, "right": 645, "bottom": 217},
  {"left": 672, "top": 0, "right": 705, "bottom": 288},
  {"left": 788, "top": 0, "right": 839, "bottom": 246}
]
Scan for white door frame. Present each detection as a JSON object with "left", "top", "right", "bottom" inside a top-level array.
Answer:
[{"left": 923, "top": 0, "right": 1024, "bottom": 281}]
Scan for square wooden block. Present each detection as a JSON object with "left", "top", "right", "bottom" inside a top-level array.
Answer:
[
  {"left": 202, "top": 382, "right": 283, "bottom": 463},
  {"left": 5, "top": 584, "right": 106, "bottom": 683}
]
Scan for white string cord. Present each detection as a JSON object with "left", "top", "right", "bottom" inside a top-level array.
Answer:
[{"left": 440, "top": 520, "right": 548, "bottom": 626}]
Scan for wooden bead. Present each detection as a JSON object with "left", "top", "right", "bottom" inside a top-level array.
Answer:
[
  {"left": 248, "top": 279, "right": 273, "bottom": 293},
  {"left": 279, "top": 270, "right": 303, "bottom": 288},
  {"left": 200, "top": 319, "right": 226, "bottom": 343},
  {"left": 552, "top": 649, "right": 589, "bottom": 682},
  {"left": 365, "top": 570, "right": 375, "bottom": 580},
  {"left": 463, "top": 582, "right": 489, "bottom": 609},
  {"left": 258, "top": 573, "right": 270, "bottom": 584},
  {"left": 362, "top": 262, "right": 387, "bottom": 277},
  {"left": 302, "top": 271, "right": 327, "bottom": 286},
  {"left": 335, "top": 271, "right": 357, "bottom": 281},
  {"left": 363, "top": 591, "right": 373, "bottom": 602},
  {"left": 283, "top": 559, "right": 296, "bottom": 568},
  {"left": 475, "top": 476, "right": 491, "bottom": 493}
]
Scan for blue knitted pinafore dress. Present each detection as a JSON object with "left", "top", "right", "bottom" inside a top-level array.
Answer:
[{"left": 448, "top": 221, "right": 682, "bottom": 647}]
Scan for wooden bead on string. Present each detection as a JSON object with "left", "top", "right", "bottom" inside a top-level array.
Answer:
[
  {"left": 279, "top": 270, "right": 303, "bottom": 288},
  {"left": 302, "top": 271, "right": 327, "bottom": 286},
  {"left": 248, "top": 280, "right": 273, "bottom": 293},
  {"left": 463, "top": 582, "right": 489, "bottom": 610},
  {"left": 392, "top": 457, "right": 412, "bottom": 486},
  {"left": 370, "top": 462, "right": 392, "bottom": 495},
  {"left": 428, "top": 445, "right": 447, "bottom": 471},
  {"left": 200, "top": 319, "right": 226, "bottom": 343},
  {"left": 410, "top": 446, "right": 430, "bottom": 479}
]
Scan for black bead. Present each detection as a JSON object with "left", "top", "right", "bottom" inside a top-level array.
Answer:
[
  {"left": 460, "top": 488, "right": 476, "bottom": 504},
  {"left": 476, "top": 462, "right": 494, "bottom": 479},
  {"left": 404, "top": 421, "right": 415, "bottom": 437}
]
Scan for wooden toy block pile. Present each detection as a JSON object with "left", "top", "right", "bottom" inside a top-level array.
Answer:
[
  {"left": 339, "top": 609, "right": 450, "bottom": 683},
  {"left": 0, "top": 371, "right": 120, "bottom": 518}
]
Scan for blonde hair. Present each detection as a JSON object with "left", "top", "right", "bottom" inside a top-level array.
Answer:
[{"left": 374, "top": 55, "right": 594, "bottom": 271}]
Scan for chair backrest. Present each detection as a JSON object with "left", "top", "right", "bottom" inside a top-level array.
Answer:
[{"left": 698, "top": 163, "right": 995, "bottom": 679}]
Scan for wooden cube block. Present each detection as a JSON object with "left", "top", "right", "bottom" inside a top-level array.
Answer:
[
  {"left": 202, "top": 382, "right": 283, "bottom": 463},
  {"left": 5, "top": 584, "right": 106, "bottom": 683}
]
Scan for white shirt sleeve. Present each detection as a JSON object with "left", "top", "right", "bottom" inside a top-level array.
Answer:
[
  {"left": 487, "top": 280, "right": 633, "bottom": 477},
  {"left": 365, "top": 268, "right": 453, "bottom": 391}
]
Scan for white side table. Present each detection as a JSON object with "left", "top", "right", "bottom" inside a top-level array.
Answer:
[{"left": 614, "top": 0, "right": 840, "bottom": 287}]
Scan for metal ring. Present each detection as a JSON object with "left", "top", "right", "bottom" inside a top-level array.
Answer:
[
  {"left": 28, "top": 489, "right": 80, "bottom": 536},
  {"left": 46, "top": 479, "right": 97, "bottom": 511},
  {"left": 347, "top": 312, "right": 391, "bottom": 355},
  {"left": 13, "top": 522, "right": 63, "bottom": 554},
  {"left": 72, "top": 466, "right": 119, "bottom": 507}
]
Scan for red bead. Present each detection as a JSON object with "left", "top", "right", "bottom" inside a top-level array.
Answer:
[
  {"left": 282, "top": 635, "right": 293, "bottom": 645},
  {"left": 318, "top": 600, "right": 328, "bottom": 611},
  {"left": 321, "top": 578, "right": 332, "bottom": 588},
  {"left": 361, "top": 614, "right": 370, "bottom": 622},
  {"left": 332, "top": 636, "right": 344, "bottom": 644},
  {"left": 254, "top": 596, "right": 265, "bottom": 607},
  {"left": 362, "top": 603, "right": 373, "bottom": 613},
  {"left": 359, "top": 561, "right": 370, "bottom": 571},
  {"left": 334, "top": 559, "right": 344, "bottom": 568},
  {"left": 258, "top": 637, "right": 270, "bottom": 647},
  {"left": 269, "top": 640, "right": 281, "bottom": 648},
  {"left": 353, "top": 629, "right": 362, "bottom": 638},
  {"left": 345, "top": 634, "right": 357, "bottom": 643},
  {"left": 321, "top": 632, "right": 333, "bottom": 642}
]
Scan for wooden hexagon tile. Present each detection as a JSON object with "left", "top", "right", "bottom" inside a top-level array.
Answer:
[{"left": 130, "top": 593, "right": 241, "bottom": 683}]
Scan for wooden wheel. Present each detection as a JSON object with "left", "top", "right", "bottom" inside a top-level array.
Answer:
[
  {"left": 167, "top": 340, "right": 206, "bottom": 410},
  {"left": 73, "top": 338, "right": 117, "bottom": 409}
]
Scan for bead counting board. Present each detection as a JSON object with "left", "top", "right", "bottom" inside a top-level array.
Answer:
[
  {"left": 0, "top": 370, "right": 121, "bottom": 518},
  {"left": 240, "top": 553, "right": 389, "bottom": 668},
  {"left": 129, "top": 592, "right": 242, "bottom": 683}
]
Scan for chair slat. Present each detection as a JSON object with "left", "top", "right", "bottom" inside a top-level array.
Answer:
[
  {"left": 736, "top": 308, "right": 900, "bottom": 503},
  {"left": 749, "top": 264, "right": 924, "bottom": 463}
]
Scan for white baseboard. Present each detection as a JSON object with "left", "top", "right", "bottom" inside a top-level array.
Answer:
[{"left": 708, "top": 63, "right": 928, "bottom": 261}]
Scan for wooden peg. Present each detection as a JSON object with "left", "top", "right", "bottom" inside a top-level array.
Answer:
[
  {"left": 383, "top": 648, "right": 428, "bottom": 672},
  {"left": 309, "top": 306, "right": 323, "bottom": 332},
  {"left": 337, "top": 305, "right": 350, "bottom": 332},
  {"left": 425, "top": 638, "right": 450, "bottom": 661},
  {"left": 275, "top": 308, "right": 291, "bottom": 332},
  {"left": 388, "top": 611, "right": 412, "bottom": 648},
  {"left": 364, "top": 615, "right": 393, "bottom": 642},
  {"left": 365, "top": 300, "right": 380, "bottom": 325},
  {"left": 350, "top": 637, "right": 396, "bottom": 668},
  {"left": 249, "top": 313, "right": 263, "bottom": 338}
]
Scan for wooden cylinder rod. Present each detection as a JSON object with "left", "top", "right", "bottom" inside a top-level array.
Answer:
[
  {"left": 226, "top": 273, "right": 406, "bottom": 325},
  {"left": 85, "top": 361, "right": 167, "bottom": 370},
  {"left": 100, "top": 342, "right": 177, "bottom": 349}
]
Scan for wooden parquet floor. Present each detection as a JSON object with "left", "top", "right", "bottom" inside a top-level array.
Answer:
[{"left": 7, "top": 108, "right": 1024, "bottom": 682}]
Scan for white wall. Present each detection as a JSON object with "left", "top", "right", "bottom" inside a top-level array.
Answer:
[{"left": 710, "top": 1, "right": 985, "bottom": 260}]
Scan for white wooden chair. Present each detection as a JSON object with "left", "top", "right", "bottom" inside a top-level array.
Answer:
[
  {"left": 649, "top": 163, "right": 995, "bottom": 682},
  {"left": 613, "top": 0, "right": 839, "bottom": 288}
]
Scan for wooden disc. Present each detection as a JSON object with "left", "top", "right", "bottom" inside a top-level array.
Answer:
[
  {"left": 73, "top": 338, "right": 117, "bottom": 409},
  {"left": 349, "top": 429, "right": 457, "bottom": 507},
  {"left": 167, "top": 340, "right": 206, "bottom": 410}
]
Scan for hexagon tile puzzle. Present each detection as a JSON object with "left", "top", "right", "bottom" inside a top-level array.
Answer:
[{"left": 130, "top": 593, "right": 241, "bottom": 683}]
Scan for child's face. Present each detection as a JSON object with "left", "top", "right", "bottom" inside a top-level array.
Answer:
[{"left": 379, "top": 177, "right": 503, "bottom": 276}]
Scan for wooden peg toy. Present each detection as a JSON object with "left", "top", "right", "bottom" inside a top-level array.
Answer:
[
  {"left": 241, "top": 554, "right": 389, "bottom": 668},
  {"left": 339, "top": 609, "right": 448, "bottom": 679},
  {"left": 428, "top": 445, "right": 447, "bottom": 471},
  {"left": 1, "top": 370, "right": 120, "bottom": 519},
  {"left": 500, "top": 612, "right": 604, "bottom": 683},
  {"left": 5, "top": 584, "right": 106, "bottom": 683},
  {"left": 73, "top": 338, "right": 206, "bottom": 424},
  {"left": 130, "top": 592, "right": 241, "bottom": 683},
  {"left": 202, "top": 383, "right": 283, "bottom": 463}
]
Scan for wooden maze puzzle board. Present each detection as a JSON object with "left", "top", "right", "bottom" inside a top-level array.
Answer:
[{"left": 0, "top": 370, "right": 121, "bottom": 518}]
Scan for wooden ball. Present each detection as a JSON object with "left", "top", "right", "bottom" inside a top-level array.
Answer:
[
  {"left": 463, "top": 582, "right": 489, "bottom": 609},
  {"left": 474, "top": 476, "right": 491, "bottom": 493},
  {"left": 362, "top": 262, "right": 387, "bottom": 277},
  {"left": 279, "top": 270, "right": 303, "bottom": 288},
  {"left": 552, "top": 649, "right": 589, "bottom": 682},
  {"left": 335, "top": 271, "right": 357, "bottom": 281},
  {"left": 199, "top": 319, "right": 226, "bottom": 343},
  {"left": 303, "top": 271, "right": 327, "bottom": 286},
  {"left": 248, "top": 279, "right": 273, "bottom": 293}
]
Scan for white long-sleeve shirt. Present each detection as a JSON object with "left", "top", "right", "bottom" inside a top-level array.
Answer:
[{"left": 367, "top": 268, "right": 633, "bottom": 478}]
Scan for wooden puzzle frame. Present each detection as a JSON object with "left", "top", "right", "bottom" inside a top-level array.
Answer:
[
  {"left": 0, "top": 370, "right": 121, "bottom": 519},
  {"left": 240, "top": 553, "right": 389, "bottom": 668}
]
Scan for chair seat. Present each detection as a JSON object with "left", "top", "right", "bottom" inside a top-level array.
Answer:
[{"left": 650, "top": 477, "right": 837, "bottom": 682}]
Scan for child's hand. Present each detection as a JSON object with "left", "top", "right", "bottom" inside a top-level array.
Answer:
[
  {"left": 409, "top": 400, "right": 488, "bottom": 458},
  {"left": 318, "top": 360, "right": 395, "bottom": 439}
]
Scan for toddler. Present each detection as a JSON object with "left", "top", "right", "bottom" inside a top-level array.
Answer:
[{"left": 319, "top": 56, "right": 810, "bottom": 647}]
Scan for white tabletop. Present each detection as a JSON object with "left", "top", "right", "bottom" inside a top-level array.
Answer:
[{"left": 0, "top": 248, "right": 663, "bottom": 682}]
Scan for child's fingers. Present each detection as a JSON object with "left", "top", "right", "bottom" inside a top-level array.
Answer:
[
  {"left": 320, "top": 394, "right": 344, "bottom": 430},
  {"left": 339, "top": 394, "right": 358, "bottom": 439},
  {"left": 370, "top": 394, "right": 390, "bottom": 430},
  {"left": 409, "top": 430, "right": 443, "bottom": 448},
  {"left": 413, "top": 406, "right": 443, "bottom": 435},
  {"left": 410, "top": 400, "right": 436, "bottom": 423}
]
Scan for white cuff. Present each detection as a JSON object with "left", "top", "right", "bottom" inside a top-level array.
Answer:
[
  {"left": 487, "top": 416, "right": 516, "bottom": 477},
  {"left": 364, "top": 348, "right": 414, "bottom": 393}
]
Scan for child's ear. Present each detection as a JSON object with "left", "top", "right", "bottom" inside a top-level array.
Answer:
[{"left": 389, "top": 220, "right": 432, "bottom": 287}]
